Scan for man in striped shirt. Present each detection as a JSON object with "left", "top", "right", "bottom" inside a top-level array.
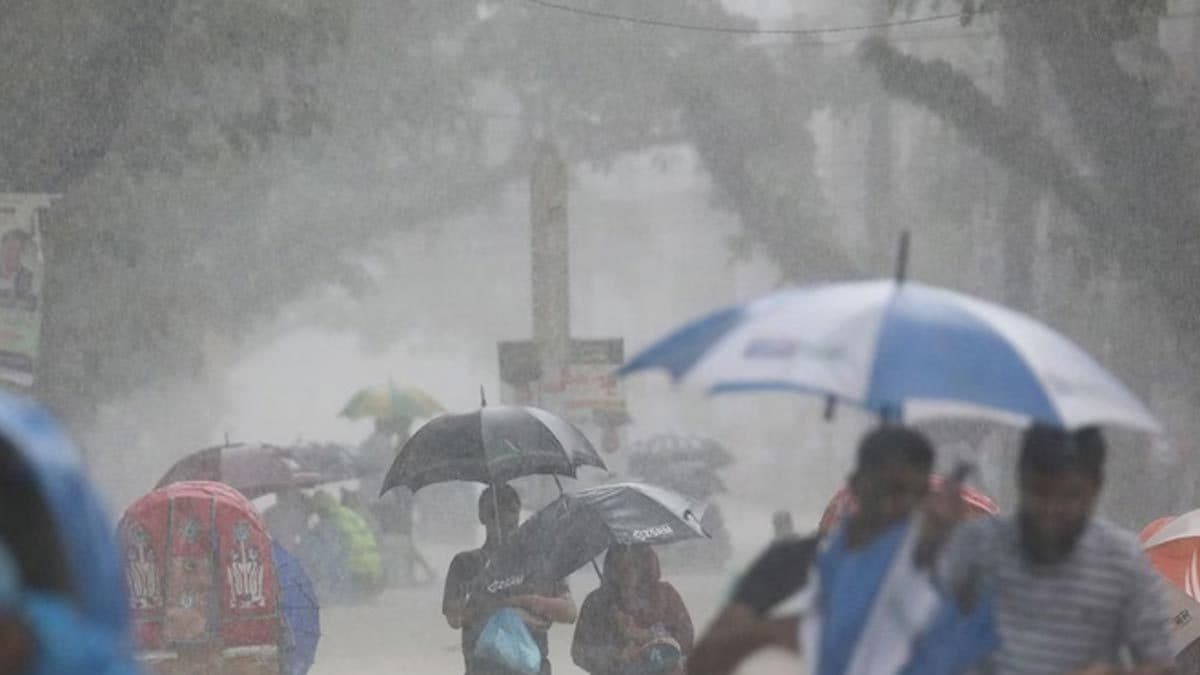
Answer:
[{"left": 936, "top": 425, "right": 1173, "bottom": 675}]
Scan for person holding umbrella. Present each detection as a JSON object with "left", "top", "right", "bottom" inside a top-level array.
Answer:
[
  {"left": 382, "top": 399, "right": 606, "bottom": 673},
  {"left": 443, "top": 484, "right": 577, "bottom": 675},
  {"left": 689, "top": 426, "right": 996, "bottom": 675},
  {"left": 572, "top": 544, "right": 693, "bottom": 675},
  {"left": 471, "top": 481, "right": 706, "bottom": 675}
]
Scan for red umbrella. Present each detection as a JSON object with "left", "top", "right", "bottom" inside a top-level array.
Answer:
[
  {"left": 156, "top": 443, "right": 323, "bottom": 499},
  {"left": 817, "top": 473, "right": 998, "bottom": 535},
  {"left": 1138, "top": 514, "right": 1200, "bottom": 655}
]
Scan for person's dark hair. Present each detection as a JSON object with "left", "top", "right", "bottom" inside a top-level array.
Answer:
[
  {"left": 1018, "top": 424, "right": 1105, "bottom": 481},
  {"left": 0, "top": 434, "right": 74, "bottom": 600},
  {"left": 478, "top": 483, "right": 521, "bottom": 519},
  {"left": 772, "top": 510, "right": 794, "bottom": 532},
  {"left": 854, "top": 426, "right": 934, "bottom": 475}
]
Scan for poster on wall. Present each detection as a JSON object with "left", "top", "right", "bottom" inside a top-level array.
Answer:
[{"left": 0, "top": 194, "right": 54, "bottom": 389}]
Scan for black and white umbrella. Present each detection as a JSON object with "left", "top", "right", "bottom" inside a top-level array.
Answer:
[
  {"left": 627, "top": 434, "right": 735, "bottom": 473},
  {"left": 479, "top": 482, "right": 708, "bottom": 589},
  {"left": 380, "top": 405, "right": 607, "bottom": 495}
]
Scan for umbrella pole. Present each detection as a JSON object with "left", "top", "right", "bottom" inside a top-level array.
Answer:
[
  {"left": 492, "top": 480, "right": 503, "bottom": 546},
  {"left": 895, "top": 230, "right": 911, "bottom": 284},
  {"left": 551, "top": 474, "right": 604, "bottom": 582}
]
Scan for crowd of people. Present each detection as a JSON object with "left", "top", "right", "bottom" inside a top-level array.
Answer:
[
  {"left": 440, "top": 484, "right": 695, "bottom": 675},
  {"left": 431, "top": 424, "right": 1182, "bottom": 675},
  {"left": 0, "top": 381, "right": 1185, "bottom": 675},
  {"left": 693, "top": 424, "right": 1174, "bottom": 675}
]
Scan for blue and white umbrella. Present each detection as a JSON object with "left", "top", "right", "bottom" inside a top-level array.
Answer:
[{"left": 619, "top": 280, "right": 1159, "bottom": 432}]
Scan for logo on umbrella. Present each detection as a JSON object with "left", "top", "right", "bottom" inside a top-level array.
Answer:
[
  {"left": 744, "top": 338, "right": 845, "bottom": 361},
  {"left": 632, "top": 524, "right": 675, "bottom": 542},
  {"left": 1176, "top": 609, "right": 1192, "bottom": 628},
  {"left": 486, "top": 574, "right": 526, "bottom": 594}
]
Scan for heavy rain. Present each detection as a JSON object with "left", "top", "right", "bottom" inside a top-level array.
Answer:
[{"left": 2, "top": 0, "right": 1200, "bottom": 673}]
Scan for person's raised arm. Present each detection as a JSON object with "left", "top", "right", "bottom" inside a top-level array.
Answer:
[
  {"left": 510, "top": 582, "right": 577, "bottom": 625},
  {"left": 688, "top": 537, "right": 816, "bottom": 675},
  {"left": 688, "top": 602, "right": 798, "bottom": 675}
]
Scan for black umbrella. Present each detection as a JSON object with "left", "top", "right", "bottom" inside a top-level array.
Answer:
[
  {"left": 626, "top": 435, "right": 735, "bottom": 474},
  {"left": 633, "top": 461, "right": 727, "bottom": 500},
  {"left": 380, "top": 405, "right": 607, "bottom": 495},
  {"left": 288, "top": 442, "right": 360, "bottom": 484},
  {"left": 479, "top": 482, "right": 707, "bottom": 590}
]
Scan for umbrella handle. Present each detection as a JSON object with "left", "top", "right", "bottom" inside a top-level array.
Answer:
[
  {"left": 914, "top": 460, "right": 975, "bottom": 569},
  {"left": 491, "top": 480, "right": 504, "bottom": 546}
]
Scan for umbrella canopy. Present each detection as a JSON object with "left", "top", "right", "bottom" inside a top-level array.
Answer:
[
  {"left": 288, "top": 442, "right": 361, "bottom": 484},
  {"left": 1141, "top": 511, "right": 1200, "bottom": 599},
  {"left": 620, "top": 280, "right": 1158, "bottom": 432},
  {"left": 817, "top": 474, "right": 998, "bottom": 535},
  {"left": 1139, "top": 514, "right": 1200, "bottom": 655},
  {"left": 481, "top": 482, "right": 707, "bottom": 588},
  {"left": 273, "top": 541, "right": 320, "bottom": 675},
  {"left": 380, "top": 405, "right": 607, "bottom": 495},
  {"left": 156, "top": 443, "right": 324, "bottom": 499},
  {"left": 1142, "top": 510, "right": 1200, "bottom": 550},
  {"left": 626, "top": 434, "right": 735, "bottom": 471},
  {"left": 340, "top": 384, "right": 444, "bottom": 423},
  {"left": 628, "top": 459, "right": 727, "bottom": 499}
]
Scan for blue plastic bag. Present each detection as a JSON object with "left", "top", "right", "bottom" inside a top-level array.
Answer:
[{"left": 472, "top": 608, "right": 542, "bottom": 675}]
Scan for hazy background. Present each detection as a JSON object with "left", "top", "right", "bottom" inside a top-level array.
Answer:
[{"left": 8, "top": 0, "right": 1200, "bottom": 670}]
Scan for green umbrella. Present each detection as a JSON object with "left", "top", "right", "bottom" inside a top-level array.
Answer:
[{"left": 339, "top": 383, "right": 444, "bottom": 423}]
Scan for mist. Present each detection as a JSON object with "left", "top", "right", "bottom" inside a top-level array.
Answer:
[{"left": 8, "top": 0, "right": 1200, "bottom": 672}]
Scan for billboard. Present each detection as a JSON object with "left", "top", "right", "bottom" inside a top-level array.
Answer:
[
  {"left": 0, "top": 194, "right": 53, "bottom": 389},
  {"left": 497, "top": 338, "right": 628, "bottom": 428}
]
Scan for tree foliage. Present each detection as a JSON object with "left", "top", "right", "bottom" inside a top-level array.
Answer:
[
  {"left": 867, "top": 0, "right": 1200, "bottom": 522},
  {"left": 865, "top": 0, "right": 1200, "bottom": 374},
  {"left": 11, "top": 0, "right": 855, "bottom": 432}
]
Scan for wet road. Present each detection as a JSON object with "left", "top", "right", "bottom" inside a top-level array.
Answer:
[
  {"left": 311, "top": 499, "right": 807, "bottom": 674},
  {"left": 312, "top": 571, "right": 799, "bottom": 675}
]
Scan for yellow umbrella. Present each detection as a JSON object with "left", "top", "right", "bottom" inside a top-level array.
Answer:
[{"left": 339, "top": 383, "right": 444, "bottom": 422}]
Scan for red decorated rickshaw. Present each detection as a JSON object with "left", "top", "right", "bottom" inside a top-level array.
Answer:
[{"left": 120, "top": 481, "right": 284, "bottom": 675}]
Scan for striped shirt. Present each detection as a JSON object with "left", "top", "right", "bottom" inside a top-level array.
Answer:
[{"left": 939, "top": 516, "right": 1172, "bottom": 675}]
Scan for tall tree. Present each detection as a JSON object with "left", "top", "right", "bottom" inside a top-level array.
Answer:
[{"left": 863, "top": 0, "right": 1200, "bottom": 522}]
